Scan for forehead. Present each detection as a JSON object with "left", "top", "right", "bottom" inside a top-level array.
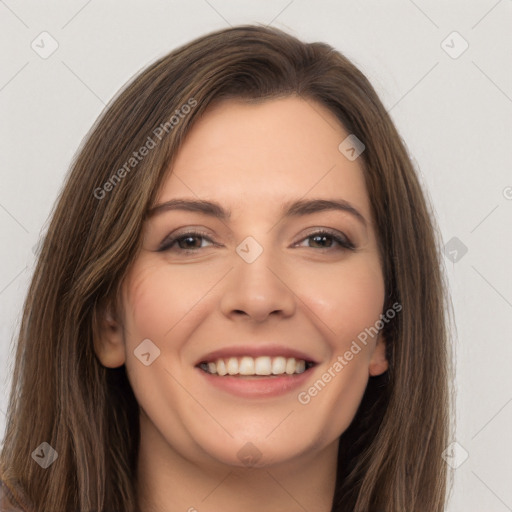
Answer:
[{"left": 155, "top": 96, "right": 371, "bottom": 222}]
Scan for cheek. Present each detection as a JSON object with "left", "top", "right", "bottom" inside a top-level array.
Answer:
[
  {"left": 307, "top": 357, "right": 372, "bottom": 444},
  {"left": 119, "top": 261, "right": 204, "bottom": 439},
  {"left": 296, "top": 257, "right": 385, "bottom": 436},
  {"left": 121, "top": 259, "right": 208, "bottom": 342},
  {"left": 119, "top": 258, "right": 219, "bottom": 403},
  {"left": 300, "top": 255, "right": 385, "bottom": 351}
]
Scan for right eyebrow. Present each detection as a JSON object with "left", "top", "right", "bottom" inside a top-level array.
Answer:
[{"left": 146, "top": 198, "right": 228, "bottom": 219}]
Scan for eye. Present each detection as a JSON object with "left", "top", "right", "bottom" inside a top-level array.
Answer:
[
  {"left": 157, "top": 228, "right": 356, "bottom": 254},
  {"left": 157, "top": 230, "right": 216, "bottom": 252},
  {"left": 295, "top": 229, "right": 356, "bottom": 251}
]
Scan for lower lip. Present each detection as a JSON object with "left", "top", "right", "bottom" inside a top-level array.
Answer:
[{"left": 195, "top": 366, "right": 316, "bottom": 398}]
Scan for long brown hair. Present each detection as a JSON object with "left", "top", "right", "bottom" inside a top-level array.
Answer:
[{"left": 0, "top": 24, "right": 453, "bottom": 511}]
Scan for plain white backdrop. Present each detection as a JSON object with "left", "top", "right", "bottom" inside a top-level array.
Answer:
[{"left": 1, "top": 1, "right": 511, "bottom": 510}]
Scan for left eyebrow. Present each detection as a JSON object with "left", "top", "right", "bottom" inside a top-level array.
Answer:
[
  {"left": 146, "top": 197, "right": 367, "bottom": 228},
  {"left": 282, "top": 198, "right": 367, "bottom": 227}
]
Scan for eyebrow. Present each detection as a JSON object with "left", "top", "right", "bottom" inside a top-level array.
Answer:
[{"left": 146, "top": 197, "right": 367, "bottom": 227}]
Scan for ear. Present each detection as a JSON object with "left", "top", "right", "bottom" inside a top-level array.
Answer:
[
  {"left": 93, "top": 301, "right": 126, "bottom": 368},
  {"left": 368, "top": 331, "right": 388, "bottom": 377}
]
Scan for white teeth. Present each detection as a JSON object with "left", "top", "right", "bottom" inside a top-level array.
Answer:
[
  {"left": 216, "top": 359, "right": 227, "bottom": 376},
  {"left": 200, "top": 356, "right": 311, "bottom": 376},
  {"left": 255, "top": 356, "right": 272, "bottom": 375},
  {"left": 239, "top": 356, "right": 255, "bottom": 375},
  {"left": 285, "top": 358, "right": 296, "bottom": 374},
  {"left": 271, "top": 356, "right": 287, "bottom": 375},
  {"left": 227, "top": 357, "right": 238, "bottom": 375}
]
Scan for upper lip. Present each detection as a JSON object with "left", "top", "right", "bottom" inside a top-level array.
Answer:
[{"left": 194, "top": 344, "right": 319, "bottom": 366}]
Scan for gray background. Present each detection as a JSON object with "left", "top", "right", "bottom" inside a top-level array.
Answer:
[{"left": 1, "top": 1, "right": 511, "bottom": 510}]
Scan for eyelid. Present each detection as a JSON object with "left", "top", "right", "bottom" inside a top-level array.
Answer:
[
  {"left": 157, "top": 228, "right": 215, "bottom": 252},
  {"left": 298, "top": 226, "right": 352, "bottom": 242},
  {"left": 295, "top": 227, "right": 356, "bottom": 250}
]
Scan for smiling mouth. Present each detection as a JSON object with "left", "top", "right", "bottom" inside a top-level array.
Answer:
[{"left": 197, "top": 356, "right": 316, "bottom": 376}]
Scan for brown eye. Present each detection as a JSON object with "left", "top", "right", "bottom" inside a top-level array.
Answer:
[
  {"left": 297, "top": 230, "right": 355, "bottom": 251},
  {"left": 158, "top": 231, "right": 215, "bottom": 252}
]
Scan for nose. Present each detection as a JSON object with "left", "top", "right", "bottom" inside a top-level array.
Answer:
[{"left": 219, "top": 242, "right": 296, "bottom": 323}]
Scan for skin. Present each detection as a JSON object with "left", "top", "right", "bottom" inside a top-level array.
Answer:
[{"left": 95, "top": 95, "right": 388, "bottom": 512}]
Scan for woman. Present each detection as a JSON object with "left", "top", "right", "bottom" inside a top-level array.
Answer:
[{"left": 0, "top": 24, "right": 453, "bottom": 511}]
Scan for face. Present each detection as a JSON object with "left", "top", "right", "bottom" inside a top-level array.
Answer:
[{"left": 96, "top": 95, "right": 388, "bottom": 470}]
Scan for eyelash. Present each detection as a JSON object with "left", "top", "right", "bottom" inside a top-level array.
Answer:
[{"left": 157, "top": 229, "right": 356, "bottom": 253}]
